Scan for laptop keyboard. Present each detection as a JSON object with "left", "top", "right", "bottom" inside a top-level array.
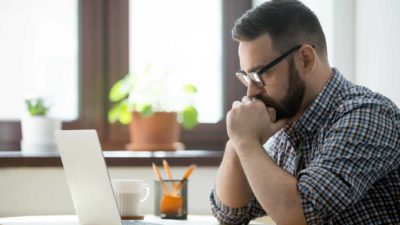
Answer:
[{"left": 122, "top": 221, "right": 162, "bottom": 225}]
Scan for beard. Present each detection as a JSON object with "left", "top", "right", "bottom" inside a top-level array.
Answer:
[{"left": 256, "top": 58, "right": 306, "bottom": 121}]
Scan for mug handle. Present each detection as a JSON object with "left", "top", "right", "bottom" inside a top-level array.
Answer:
[{"left": 140, "top": 185, "right": 150, "bottom": 203}]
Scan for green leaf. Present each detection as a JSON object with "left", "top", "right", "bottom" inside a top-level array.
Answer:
[
  {"left": 25, "top": 98, "right": 49, "bottom": 116},
  {"left": 109, "top": 75, "right": 132, "bottom": 102},
  {"left": 137, "top": 104, "right": 153, "bottom": 117},
  {"left": 108, "top": 104, "right": 121, "bottom": 123},
  {"left": 119, "top": 101, "right": 132, "bottom": 124},
  {"left": 119, "top": 109, "right": 132, "bottom": 124},
  {"left": 182, "top": 84, "right": 197, "bottom": 94},
  {"left": 108, "top": 101, "right": 132, "bottom": 124},
  {"left": 180, "top": 105, "right": 198, "bottom": 129}
]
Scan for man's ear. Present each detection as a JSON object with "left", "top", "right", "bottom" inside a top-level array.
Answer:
[{"left": 295, "top": 44, "right": 316, "bottom": 76}]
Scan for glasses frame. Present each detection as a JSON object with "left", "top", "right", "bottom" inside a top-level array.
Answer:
[{"left": 235, "top": 44, "right": 303, "bottom": 87}]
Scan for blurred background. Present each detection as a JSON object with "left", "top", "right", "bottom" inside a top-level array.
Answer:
[
  {"left": 0, "top": 0, "right": 399, "bottom": 151},
  {"left": 0, "top": 0, "right": 399, "bottom": 218}
]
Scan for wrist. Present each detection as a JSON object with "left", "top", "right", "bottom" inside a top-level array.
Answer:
[
  {"left": 224, "top": 140, "right": 240, "bottom": 164},
  {"left": 234, "top": 137, "right": 262, "bottom": 154}
]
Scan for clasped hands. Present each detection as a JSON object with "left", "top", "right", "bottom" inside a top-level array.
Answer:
[{"left": 226, "top": 96, "right": 288, "bottom": 149}]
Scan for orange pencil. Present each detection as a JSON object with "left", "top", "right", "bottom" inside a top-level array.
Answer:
[
  {"left": 152, "top": 163, "right": 170, "bottom": 194},
  {"left": 163, "top": 160, "right": 177, "bottom": 191},
  {"left": 174, "top": 164, "right": 196, "bottom": 195}
]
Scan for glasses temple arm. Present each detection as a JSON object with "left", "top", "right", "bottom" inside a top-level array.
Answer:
[{"left": 257, "top": 45, "right": 302, "bottom": 75}]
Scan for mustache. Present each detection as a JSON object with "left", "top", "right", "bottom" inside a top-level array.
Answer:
[{"left": 255, "top": 94, "right": 289, "bottom": 121}]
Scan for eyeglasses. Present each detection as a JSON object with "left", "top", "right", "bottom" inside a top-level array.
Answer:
[{"left": 235, "top": 45, "right": 303, "bottom": 87}]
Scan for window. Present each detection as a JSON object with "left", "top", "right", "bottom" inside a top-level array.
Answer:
[
  {"left": 0, "top": 0, "right": 110, "bottom": 150},
  {"left": 0, "top": 0, "right": 251, "bottom": 151},
  {"left": 130, "top": 0, "right": 223, "bottom": 123},
  {"left": 0, "top": 0, "right": 78, "bottom": 120},
  {"left": 105, "top": 0, "right": 250, "bottom": 150}
]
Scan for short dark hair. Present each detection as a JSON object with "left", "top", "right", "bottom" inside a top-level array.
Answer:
[{"left": 232, "top": 0, "right": 327, "bottom": 58}]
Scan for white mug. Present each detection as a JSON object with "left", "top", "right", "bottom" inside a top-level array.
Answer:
[{"left": 111, "top": 179, "right": 150, "bottom": 217}]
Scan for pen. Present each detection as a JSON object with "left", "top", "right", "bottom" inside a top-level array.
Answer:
[
  {"left": 163, "top": 159, "right": 177, "bottom": 191},
  {"left": 174, "top": 164, "right": 196, "bottom": 195},
  {"left": 152, "top": 163, "right": 170, "bottom": 194}
]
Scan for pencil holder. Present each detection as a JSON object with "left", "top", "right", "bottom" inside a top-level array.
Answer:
[{"left": 154, "top": 179, "right": 188, "bottom": 220}]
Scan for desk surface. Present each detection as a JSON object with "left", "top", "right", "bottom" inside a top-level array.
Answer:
[{"left": 0, "top": 215, "right": 275, "bottom": 225}]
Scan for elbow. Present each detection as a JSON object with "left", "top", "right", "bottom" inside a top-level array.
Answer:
[{"left": 264, "top": 187, "right": 307, "bottom": 225}]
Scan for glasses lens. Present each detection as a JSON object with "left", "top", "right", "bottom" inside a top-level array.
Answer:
[
  {"left": 249, "top": 73, "right": 263, "bottom": 87},
  {"left": 235, "top": 72, "right": 250, "bottom": 87}
]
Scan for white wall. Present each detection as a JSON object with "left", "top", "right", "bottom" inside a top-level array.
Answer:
[
  {"left": 355, "top": 0, "right": 400, "bottom": 106},
  {"left": 0, "top": 167, "right": 218, "bottom": 217},
  {"left": 332, "top": 0, "right": 355, "bottom": 81}
]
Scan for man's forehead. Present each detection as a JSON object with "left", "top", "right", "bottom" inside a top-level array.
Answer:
[{"left": 238, "top": 33, "right": 276, "bottom": 72}]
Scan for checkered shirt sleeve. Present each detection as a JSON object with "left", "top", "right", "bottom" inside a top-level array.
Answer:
[
  {"left": 209, "top": 189, "right": 266, "bottom": 225},
  {"left": 297, "top": 100, "right": 400, "bottom": 224}
]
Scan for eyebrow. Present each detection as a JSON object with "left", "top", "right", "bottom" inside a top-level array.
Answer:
[
  {"left": 237, "top": 65, "right": 264, "bottom": 75},
  {"left": 246, "top": 65, "right": 266, "bottom": 74}
]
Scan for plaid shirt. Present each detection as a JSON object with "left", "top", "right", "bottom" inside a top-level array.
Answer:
[{"left": 210, "top": 68, "right": 400, "bottom": 225}]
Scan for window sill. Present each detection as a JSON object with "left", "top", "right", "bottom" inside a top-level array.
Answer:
[{"left": 0, "top": 150, "right": 223, "bottom": 167}]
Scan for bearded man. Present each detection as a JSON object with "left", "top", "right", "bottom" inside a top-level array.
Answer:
[{"left": 210, "top": 1, "right": 400, "bottom": 224}]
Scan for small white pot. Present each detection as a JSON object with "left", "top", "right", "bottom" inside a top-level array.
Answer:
[{"left": 20, "top": 116, "right": 62, "bottom": 154}]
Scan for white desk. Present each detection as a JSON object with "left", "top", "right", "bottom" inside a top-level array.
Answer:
[{"left": 0, "top": 215, "right": 274, "bottom": 225}]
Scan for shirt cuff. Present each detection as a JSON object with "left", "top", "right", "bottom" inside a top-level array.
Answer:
[
  {"left": 298, "top": 175, "right": 331, "bottom": 225},
  {"left": 210, "top": 189, "right": 264, "bottom": 225}
]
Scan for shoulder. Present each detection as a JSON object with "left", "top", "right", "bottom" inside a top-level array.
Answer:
[
  {"left": 331, "top": 83, "right": 399, "bottom": 127},
  {"left": 315, "top": 80, "right": 400, "bottom": 148}
]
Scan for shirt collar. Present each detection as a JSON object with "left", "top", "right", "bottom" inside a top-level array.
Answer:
[{"left": 285, "top": 67, "right": 345, "bottom": 147}]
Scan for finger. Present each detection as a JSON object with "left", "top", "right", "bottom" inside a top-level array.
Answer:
[
  {"left": 266, "top": 107, "right": 276, "bottom": 122},
  {"left": 241, "top": 96, "right": 252, "bottom": 104},
  {"left": 232, "top": 101, "right": 241, "bottom": 109},
  {"left": 242, "top": 96, "right": 257, "bottom": 105}
]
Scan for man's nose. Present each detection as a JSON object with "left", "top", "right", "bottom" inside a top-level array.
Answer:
[{"left": 246, "top": 81, "right": 263, "bottom": 97}]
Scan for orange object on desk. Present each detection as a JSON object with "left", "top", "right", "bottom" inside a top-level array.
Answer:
[
  {"left": 159, "top": 194, "right": 183, "bottom": 214},
  {"left": 152, "top": 161, "right": 196, "bottom": 217}
]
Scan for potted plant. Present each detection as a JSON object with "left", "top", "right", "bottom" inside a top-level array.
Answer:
[
  {"left": 108, "top": 66, "right": 198, "bottom": 151},
  {"left": 20, "top": 97, "right": 62, "bottom": 154}
]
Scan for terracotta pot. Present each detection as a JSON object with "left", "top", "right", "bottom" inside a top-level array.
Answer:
[{"left": 126, "top": 112, "right": 181, "bottom": 151}]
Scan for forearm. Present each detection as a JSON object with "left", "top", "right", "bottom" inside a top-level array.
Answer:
[
  {"left": 215, "top": 140, "right": 253, "bottom": 208},
  {"left": 235, "top": 140, "right": 306, "bottom": 225}
]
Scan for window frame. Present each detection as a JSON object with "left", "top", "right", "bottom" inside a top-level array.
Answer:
[{"left": 0, "top": 0, "right": 251, "bottom": 151}]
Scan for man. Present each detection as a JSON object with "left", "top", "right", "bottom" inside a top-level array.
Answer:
[{"left": 210, "top": 0, "right": 400, "bottom": 225}]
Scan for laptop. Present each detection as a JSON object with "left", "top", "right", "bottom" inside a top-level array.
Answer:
[{"left": 55, "top": 130, "right": 161, "bottom": 225}]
